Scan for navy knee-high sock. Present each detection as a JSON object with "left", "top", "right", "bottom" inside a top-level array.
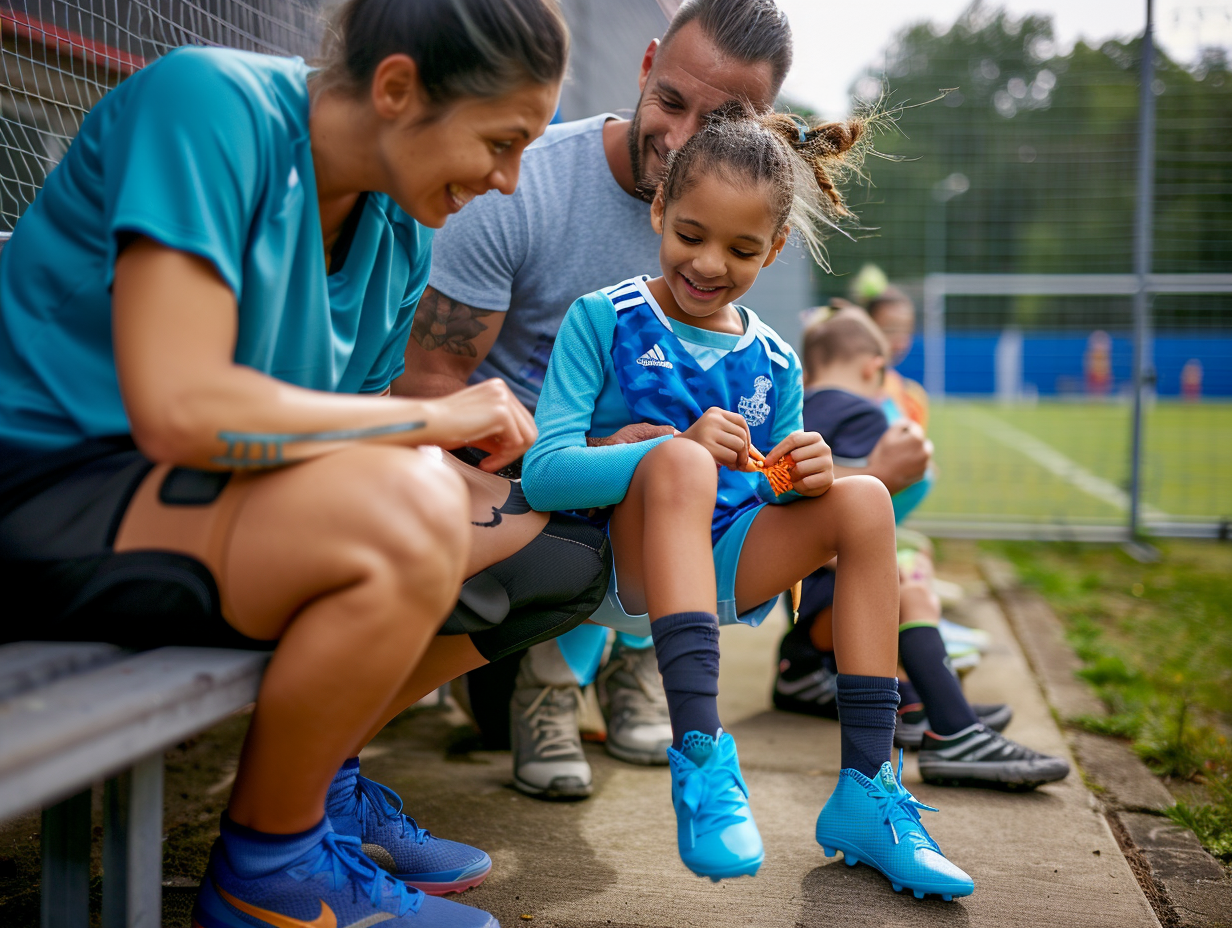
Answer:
[
  {"left": 835, "top": 674, "right": 899, "bottom": 778},
  {"left": 898, "top": 624, "right": 978, "bottom": 735},
  {"left": 651, "top": 611, "right": 722, "bottom": 751}
]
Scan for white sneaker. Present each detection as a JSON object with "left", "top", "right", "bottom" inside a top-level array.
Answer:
[{"left": 599, "top": 644, "right": 672, "bottom": 766}]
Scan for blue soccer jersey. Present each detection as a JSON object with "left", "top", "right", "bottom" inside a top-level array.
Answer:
[
  {"left": 0, "top": 46, "right": 432, "bottom": 453},
  {"left": 522, "top": 276, "right": 804, "bottom": 539}
]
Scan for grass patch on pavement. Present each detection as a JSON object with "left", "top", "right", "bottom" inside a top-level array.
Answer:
[{"left": 987, "top": 539, "right": 1232, "bottom": 861}]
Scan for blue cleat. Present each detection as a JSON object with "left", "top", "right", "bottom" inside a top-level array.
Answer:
[
  {"left": 330, "top": 775, "right": 492, "bottom": 895},
  {"left": 191, "top": 831, "right": 499, "bottom": 928},
  {"left": 814, "top": 753, "right": 974, "bottom": 901},
  {"left": 667, "top": 730, "right": 764, "bottom": 881}
]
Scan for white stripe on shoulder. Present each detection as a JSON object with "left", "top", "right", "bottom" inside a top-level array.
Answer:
[{"left": 602, "top": 277, "right": 648, "bottom": 312}]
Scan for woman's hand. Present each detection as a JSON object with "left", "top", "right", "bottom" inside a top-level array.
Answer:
[
  {"left": 422, "top": 379, "right": 537, "bottom": 472},
  {"left": 766, "top": 430, "right": 833, "bottom": 497},
  {"left": 681, "top": 407, "right": 752, "bottom": 471}
]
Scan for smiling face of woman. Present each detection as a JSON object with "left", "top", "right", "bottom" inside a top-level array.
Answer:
[
  {"left": 373, "top": 68, "right": 560, "bottom": 229},
  {"left": 650, "top": 171, "right": 787, "bottom": 332}
]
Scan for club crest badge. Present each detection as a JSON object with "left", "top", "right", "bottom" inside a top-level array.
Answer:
[{"left": 738, "top": 375, "right": 772, "bottom": 427}]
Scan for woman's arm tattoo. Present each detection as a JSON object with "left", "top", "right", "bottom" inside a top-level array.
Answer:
[
  {"left": 411, "top": 289, "right": 494, "bottom": 357},
  {"left": 213, "top": 421, "right": 426, "bottom": 468}
]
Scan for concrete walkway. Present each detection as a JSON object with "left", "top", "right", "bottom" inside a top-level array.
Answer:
[{"left": 361, "top": 582, "right": 1160, "bottom": 928}]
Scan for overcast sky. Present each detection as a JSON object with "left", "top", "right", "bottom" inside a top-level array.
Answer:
[{"left": 774, "top": 0, "right": 1232, "bottom": 117}]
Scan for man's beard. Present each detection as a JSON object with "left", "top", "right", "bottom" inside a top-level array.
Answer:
[{"left": 625, "top": 98, "right": 663, "bottom": 203}]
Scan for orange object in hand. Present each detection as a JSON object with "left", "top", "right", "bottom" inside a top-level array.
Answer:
[{"left": 744, "top": 445, "right": 795, "bottom": 496}]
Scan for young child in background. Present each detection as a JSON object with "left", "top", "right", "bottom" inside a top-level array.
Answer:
[
  {"left": 522, "top": 107, "right": 974, "bottom": 901},
  {"left": 778, "top": 306, "right": 1070, "bottom": 789}
]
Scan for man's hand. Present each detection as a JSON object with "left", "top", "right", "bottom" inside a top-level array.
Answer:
[
  {"left": 681, "top": 407, "right": 752, "bottom": 470},
  {"left": 853, "top": 420, "right": 933, "bottom": 494},
  {"left": 587, "top": 422, "right": 677, "bottom": 447},
  {"left": 421, "top": 379, "right": 537, "bottom": 472},
  {"left": 765, "top": 430, "right": 834, "bottom": 497}
]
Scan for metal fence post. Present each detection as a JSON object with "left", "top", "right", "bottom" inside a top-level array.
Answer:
[
  {"left": 923, "top": 274, "right": 946, "bottom": 399},
  {"left": 1129, "top": 0, "right": 1156, "bottom": 540}
]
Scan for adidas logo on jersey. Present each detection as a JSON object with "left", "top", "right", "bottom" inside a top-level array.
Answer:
[{"left": 636, "top": 344, "right": 674, "bottom": 369}]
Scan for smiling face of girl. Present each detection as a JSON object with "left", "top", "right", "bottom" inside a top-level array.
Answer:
[{"left": 649, "top": 170, "right": 788, "bottom": 334}]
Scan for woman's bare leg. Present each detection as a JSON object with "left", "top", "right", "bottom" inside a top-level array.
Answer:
[
  {"left": 115, "top": 445, "right": 469, "bottom": 834},
  {"left": 607, "top": 438, "right": 719, "bottom": 619},
  {"left": 733, "top": 476, "right": 898, "bottom": 678}
]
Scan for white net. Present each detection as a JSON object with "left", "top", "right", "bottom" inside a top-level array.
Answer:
[{"left": 0, "top": 0, "right": 327, "bottom": 231}]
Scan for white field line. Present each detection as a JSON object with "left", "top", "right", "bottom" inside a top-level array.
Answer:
[{"left": 964, "top": 407, "right": 1171, "bottom": 520}]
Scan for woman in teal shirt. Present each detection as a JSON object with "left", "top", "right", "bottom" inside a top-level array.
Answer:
[{"left": 0, "top": 1, "right": 567, "bottom": 925}]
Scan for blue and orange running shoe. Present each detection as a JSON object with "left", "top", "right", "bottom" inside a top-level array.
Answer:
[
  {"left": 814, "top": 753, "right": 974, "bottom": 901},
  {"left": 330, "top": 775, "right": 492, "bottom": 895},
  {"left": 191, "top": 831, "right": 498, "bottom": 928},
  {"left": 667, "top": 730, "right": 764, "bottom": 882}
]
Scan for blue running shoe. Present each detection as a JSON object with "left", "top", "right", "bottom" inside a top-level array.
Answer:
[
  {"left": 814, "top": 753, "right": 973, "bottom": 901},
  {"left": 667, "top": 730, "right": 764, "bottom": 882},
  {"left": 330, "top": 775, "right": 492, "bottom": 895},
  {"left": 191, "top": 831, "right": 498, "bottom": 928}
]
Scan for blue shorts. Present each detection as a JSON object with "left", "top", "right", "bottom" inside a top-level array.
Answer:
[{"left": 586, "top": 503, "right": 779, "bottom": 637}]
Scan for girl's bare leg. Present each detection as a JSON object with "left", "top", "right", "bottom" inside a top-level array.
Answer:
[
  {"left": 606, "top": 438, "right": 719, "bottom": 619},
  {"left": 733, "top": 476, "right": 898, "bottom": 678},
  {"left": 115, "top": 445, "right": 470, "bottom": 834}
]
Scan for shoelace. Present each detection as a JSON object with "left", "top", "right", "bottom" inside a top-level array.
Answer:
[
  {"left": 522, "top": 684, "right": 584, "bottom": 759},
  {"left": 675, "top": 750, "right": 750, "bottom": 845},
  {"left": 303, "top": 832, "right": 423, "bottom": 916},
  {"left": 874, "top": 752, "right": 940, "bottom": 848},
  {"left": 597, "top": 649, "right": 668, "bottom": 723},
  {"left": 356, "top": 776, "right": 431, "bottom": 846}
]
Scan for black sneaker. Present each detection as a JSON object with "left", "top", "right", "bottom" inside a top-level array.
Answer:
[
  {"left": 918, "top": 724, "right": 1070, "bottom": 789},
  {"left": 772, "top": 635, "right": 839, "bottom": 719},
  {"left": 894, "top": 702, "right": 1013, "bottom": 749}
]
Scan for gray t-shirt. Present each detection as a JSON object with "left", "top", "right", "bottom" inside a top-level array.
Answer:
[{"left": 428, "top": 114, "right": 661, "bottom": 411}]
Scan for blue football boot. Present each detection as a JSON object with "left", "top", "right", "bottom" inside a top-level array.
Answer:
[
  {"left": 329, "top": 773, "right": 492, "bottom": 895},
  {"left": 667, "top": 730, "right": 764, "bottom": 881},
  {"left": 814, "top": 753, "right": 974, "bottom": 901},
  {"left": 191, "top": 831, "right": 499, "bottom": 928}
]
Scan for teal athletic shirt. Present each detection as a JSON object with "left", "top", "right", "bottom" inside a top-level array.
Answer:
[{"left": 0, "top": 46, "right": 432, "bottom": 453}]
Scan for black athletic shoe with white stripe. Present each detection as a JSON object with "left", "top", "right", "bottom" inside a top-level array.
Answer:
[
  {"left": 772, "top": 657, "right": 839, "bottom": 719},
  {"left": 918, "top": 724, "right": 1070, "bottom": 789},
  {"left": 894, "top": 702, "right": 1013, "bottom": 749}
]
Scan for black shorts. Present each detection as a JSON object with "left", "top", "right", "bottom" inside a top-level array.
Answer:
[{"left": 0, "top": 436, "right": 272, "bottom": 651}]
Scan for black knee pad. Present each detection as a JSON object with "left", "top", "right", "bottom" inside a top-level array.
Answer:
[{"left": 440, "top": 512, "right": 611, "bottom": 663}]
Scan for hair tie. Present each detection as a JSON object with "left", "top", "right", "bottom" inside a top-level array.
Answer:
[{"left": 789, "top": 114, "right": 809, "bottom": 145}]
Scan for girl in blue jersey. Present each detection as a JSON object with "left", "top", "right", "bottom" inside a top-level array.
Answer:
[
  {"left": 0, "top": 2, "right": 568, "bottom": 926},
  {"left": 522, "top": 108, "right": 974, "bottom": 900}
]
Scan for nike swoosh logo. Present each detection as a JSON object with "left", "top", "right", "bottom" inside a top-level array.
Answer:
[{"left": 217, "top": 887, "right": 341, "bottom": 928}]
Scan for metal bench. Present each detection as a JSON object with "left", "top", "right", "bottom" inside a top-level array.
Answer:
[{"left": 0, "top": 642, "right": 268, "bottom": 928}]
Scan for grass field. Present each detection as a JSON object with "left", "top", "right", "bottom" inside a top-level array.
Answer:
[
  {"left": 910, "top": 399, "right": 1232, "bottom": 527},
  {"left": 987, "top": 539, "right": 1232, "bottom": 861}
]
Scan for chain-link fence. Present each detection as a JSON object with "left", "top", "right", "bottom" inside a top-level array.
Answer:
[
  {"left": 0, "top": 0, "right": 324, "bottom": 231},
  {"left": 815, "top": 4, "right": 1232, "bottom": 541}
]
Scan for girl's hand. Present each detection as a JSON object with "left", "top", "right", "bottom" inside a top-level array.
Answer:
[
  {"left": 682, "top": 407, "right": 752, "bottom": 471},
  {"left": 766, "top": 430, "right": 833, "bottom": 497}
]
